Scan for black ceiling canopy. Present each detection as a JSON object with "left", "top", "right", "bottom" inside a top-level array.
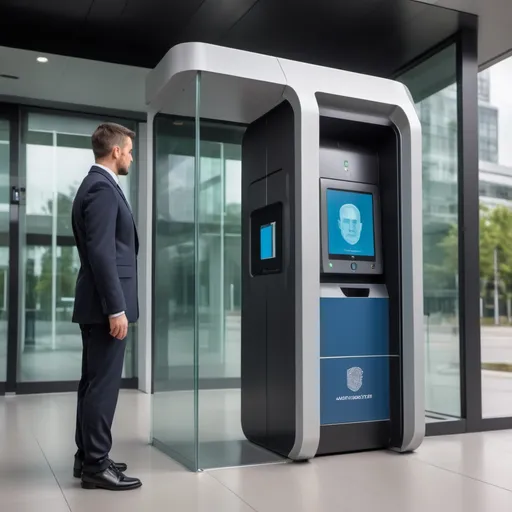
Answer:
[{"left": 0, "top": 0, "right": 476, "bottom": 77}]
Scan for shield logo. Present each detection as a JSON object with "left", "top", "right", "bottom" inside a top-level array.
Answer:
[{"left": 347, "top": 367, "right": 363, "bottom": 392}]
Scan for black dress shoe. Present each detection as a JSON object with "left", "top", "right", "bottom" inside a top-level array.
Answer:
[
  {"left": 81, "top": 463, "right": 142, "bottom": 491},
  {"left": 73, "top": 457, "right": 128, "bottom": 478}
]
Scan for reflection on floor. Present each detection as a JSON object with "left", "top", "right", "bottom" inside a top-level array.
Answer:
[
  {"left": 152, "top": 388, "right": 285, "bottom": 469},
  {"left": 3, "top": 390, "right": 512, "bottom": 511}
]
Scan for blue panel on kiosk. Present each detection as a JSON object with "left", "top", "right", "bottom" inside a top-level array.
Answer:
[
  {"left": 320, "top": 356, "right": 390, "bottom": 425},
  {"left": 320, "top": 297, "right": 389, "bottom": 358}
]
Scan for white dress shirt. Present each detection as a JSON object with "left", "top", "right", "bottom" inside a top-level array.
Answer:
[
  {"left": 94, "top": 163, "right": 119, "bottom": 184},
  {"left": 93, "top": 163, "right": 124, "bottom": 319}
]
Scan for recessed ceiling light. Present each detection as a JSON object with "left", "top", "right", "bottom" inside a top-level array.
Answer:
[{"left": 37, "top": 56, "right": 48, "bottom": 63}]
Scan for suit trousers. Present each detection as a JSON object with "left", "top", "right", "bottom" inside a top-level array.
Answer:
[{"left": 75, "top": 324, "right": 127, "bottom": 473}]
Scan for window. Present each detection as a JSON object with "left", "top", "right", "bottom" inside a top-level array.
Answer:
[
  {"left": 399, "top": 45, "right": 461, "bottom": 421},
  {"left": 0, "top": 118, "right": 9, "bottom": 382},
  {"left": 478, "top": 57, "right": 512, "bottom": 418},
  {"left": 479, "top": 106, "right": 498, "bottom": 163},
  {"left": 478, "top": 69, "right": 491, "bottom": 103},
  {"left": 18, "top": 112, "right": 138, "bottom": 382}
]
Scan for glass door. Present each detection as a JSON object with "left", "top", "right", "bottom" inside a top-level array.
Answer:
[
  {"left": 0, "top": 113, "right": 11, "bottom": 391},
  {"left": 0, "top": 104, "right": 140, "bottom": 394},
  {"left": 0, "top": 104, "right": 22, "bottom": 394},
  {"left": 15, "top": 110, "right": 139, "bottom": 391}
]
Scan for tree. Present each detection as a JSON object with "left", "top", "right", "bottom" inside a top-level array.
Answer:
[
  {"left": 421, "top": 203, "right": 512, "bottom": 322},
  {"left": 433, "top": 204, "right": 512, "bottom": 320},
  {"left": 435, "top": 203, "right": 512, "bottom": 291},
  {"left": 479, "top": 204, "right": 496, "bottom": 292},
  {"left": 34, "top": 188, "right": 77, "bottom": 315},
  {"left": 480, "top": 205, "right": 512, "bottom": 315},
  {"left": 423, "top": 219, "right": 458, "bottom": 297}
]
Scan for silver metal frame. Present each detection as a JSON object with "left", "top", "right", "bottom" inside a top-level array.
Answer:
[{"left": 146, "top": 42, "right": 424, "bottom": 460}]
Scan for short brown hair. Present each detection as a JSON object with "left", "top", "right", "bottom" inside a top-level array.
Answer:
[{"left": 91, "top": 122, "right": 136, "bottom": 159}]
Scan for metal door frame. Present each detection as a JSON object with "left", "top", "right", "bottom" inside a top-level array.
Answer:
[
  {"left": 0, "top": 102, "right": 140, "bottom": 394},
  {"left": 0, "top": 103, "right": 21, "bottom": 393}
]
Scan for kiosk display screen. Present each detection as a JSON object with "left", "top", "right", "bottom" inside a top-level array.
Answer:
[
  {"left": 260, "top": 222, "right": 276, "bottom": 260},
  {"left": 250, "top": 202, "right": 283, "bottom": 276},
  {"left": 326, "top": 189, "right": 375, "bottom": 260}
]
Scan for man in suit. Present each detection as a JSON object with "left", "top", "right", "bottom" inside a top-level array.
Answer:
[{"left": 71, "top": 122, "right": 141, "bottom": 491}]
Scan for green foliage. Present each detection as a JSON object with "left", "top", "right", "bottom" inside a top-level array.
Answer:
[
  {"left": 32, "top": 189, "right": 77, "bottom": 313},
  {"left": 479, "top": 204, "right": 495, "bottom": 286},
  {"left": 435, "top": 203, "right": 512, "bottom": 299},
  {"left": 480, "top": 204, "right": 512, "bottom": 298},
  {"left": 423, "top": 220, "right": 458, "bottom": 295}
]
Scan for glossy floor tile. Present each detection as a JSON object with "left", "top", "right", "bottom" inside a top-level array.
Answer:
[{"left": 2, "top": 390, "right": 512, "bottom": 511}]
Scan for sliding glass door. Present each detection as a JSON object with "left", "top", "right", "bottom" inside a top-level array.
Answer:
[
  {"left": 0, "top": 105, "right": 140, "bottom": 394},
  {"left": 0, "top": 109, "right": 13, "bottom": 391}
]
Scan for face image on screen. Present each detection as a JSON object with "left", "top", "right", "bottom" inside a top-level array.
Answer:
[
  {"left": 326, "top": 189, "right": 375, "bottom": 258},
  {"left": 260, "top": 222, "right": 276, "bottom": 260}
]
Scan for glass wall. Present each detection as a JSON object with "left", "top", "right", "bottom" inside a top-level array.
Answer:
[
  {"left": 152, "top": 74, "right": 283, "bottom": 469},
  {"left": 0, "top": 118, "right": 9, "bottom": 383},
  {"left": 153, "top": 112, "right": 199, "bottom": 469},
  {"left": 399, "top": 45, "right": 462, "bottom": 420},
  {"left": 17, "top": 112, "right": 138, "bottom": 382},
  {"left": 195, "top": 131, "right": 281, "bottom": 469},
  {"left": 478, "top": 58, "right": 512, "bottom": 418}
]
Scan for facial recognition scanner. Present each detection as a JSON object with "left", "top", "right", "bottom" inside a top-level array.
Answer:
[
  {"left": 146, "top": 42, "right": 424, "bottom": 465},
  {"left": 241, "top": 100, "right": 420, "bottom": 458},
  {"left": 316, "top": 119, "right": 402, "bottom": 455}
]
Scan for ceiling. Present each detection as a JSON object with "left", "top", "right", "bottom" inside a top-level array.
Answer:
[
  {"left": 1, "top": 0, "right": 511, "bottom": 114},
  {"left": 413, "top": 0, "right": 512, "bottom": 67},
  {"left": 0, "top": 0, "right": 476, "bottom": 78},
  {"left": 0, "top": 45, "right": 148, "bottom": 113}
]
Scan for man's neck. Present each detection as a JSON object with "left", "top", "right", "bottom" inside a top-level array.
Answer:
[
  {"left": 94, "top": 163, "right": 120, "bottom": 184},
  {"left": 95, "top": 161, "right": 117, "bottom": 176}
]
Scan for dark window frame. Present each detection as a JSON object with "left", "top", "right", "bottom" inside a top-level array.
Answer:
[
  {"left": 395, "top": 26, "right": 507, "bottom": 437},
  {"left": 0, "top": 103, "right": 141, "bottom": 394}
]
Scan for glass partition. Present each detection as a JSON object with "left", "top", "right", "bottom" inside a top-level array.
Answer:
[
  {"left": 478, "top": 58, "right": 512, "bottom": 418},
  {"left": 152, "top": 73, "right": 200, "bottom": 471},
  {"left": 399, "top": 45, "right": 462, "bottom": 421},
  {"left": 195, "top": 96, "right": 284, "bottom": 470},
  {"left": 152, "top": 73, "right": 284, "bottom": 470},
  {"left": 0, "top": 118, "right": 9, "bottom": 383},
  {"left": 196, "top": 129, "right": 282, "bottom": 469}
]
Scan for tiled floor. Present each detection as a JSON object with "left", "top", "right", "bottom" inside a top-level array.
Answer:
[{"left": 3, "top": 391, "right": 512, "bottom": 511}]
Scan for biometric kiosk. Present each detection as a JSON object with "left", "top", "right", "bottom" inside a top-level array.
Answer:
[{"left": 146, "top": 42, "right": 424, "bottom": 462}]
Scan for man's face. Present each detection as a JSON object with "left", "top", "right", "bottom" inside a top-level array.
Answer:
[
  {"left": 114, "top": 136, "right": 133, "bottom": 176},
  {"left": 338, "top": 204, "right": 362, "bottom": 245}
]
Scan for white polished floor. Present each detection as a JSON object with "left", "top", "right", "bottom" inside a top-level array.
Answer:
[{"left": 3, "top": 391, "right": 512, "bottom": 511}]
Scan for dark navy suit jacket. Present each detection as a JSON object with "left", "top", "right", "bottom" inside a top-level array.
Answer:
[{"left": 71, "top": 166, "right": 139, "bottom": 325}]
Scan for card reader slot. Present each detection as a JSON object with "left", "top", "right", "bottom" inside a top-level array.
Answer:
[{"left": 340, "top": 287, "right": 370, "bottom": 298}]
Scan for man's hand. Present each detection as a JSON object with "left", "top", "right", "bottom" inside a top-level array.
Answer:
[{"left": 109, "top": 313, "right": 129, "bottom": 340}]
